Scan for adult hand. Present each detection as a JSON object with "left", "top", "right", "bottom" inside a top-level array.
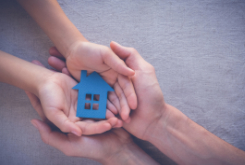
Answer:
[
  {"left": 110, "top": 41, "right": 167, "bottom": 140},
  {"left": 31, "top": 119, "right": 133, "bottom": 164},
  {"left": 111, "top": 42, "right": 245, "bottom": 165},
  {"left": 49, "top": 43, "right": 137, "bottom": 122}
]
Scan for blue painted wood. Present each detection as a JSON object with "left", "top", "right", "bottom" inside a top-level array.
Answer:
[{"left": 73, "top": 70, "right": 114, "bottom": 119}]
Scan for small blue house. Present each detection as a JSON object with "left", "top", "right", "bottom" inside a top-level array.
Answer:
[{"left": 73, "top": 70, "right": 114, "bottom": 119}]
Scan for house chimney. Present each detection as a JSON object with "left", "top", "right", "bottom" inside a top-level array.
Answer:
[{"left": 81, "top": 70, "right": 87, "bottom": 79}]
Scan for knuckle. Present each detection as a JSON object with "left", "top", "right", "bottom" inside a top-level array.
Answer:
[
  {"left": 115, "top": 86, "right": 124, "bottom": 101},
  {"left": 59, "top": 119, "right": 70, "bottom": 133},
  {"left": 41, "top": 136, "right": 49, "bottom": 145},
  {"left": 60, "top": 124, "right": 70, "bottom": 133},
  {"left": 32, "top": 100, "right": 39, "bottom": 109},
  {"left": 45, "top": 113, "right": 53, "bottom": 123},
  {"left": 147, "top": 64, "right": 155, "bottom": 73},
  {"left": 45, "top": 109, "right": 57, "bottom": 120},
  {"left": 129, "top": 47, "right": 137, "bottom": 54},
  {"left": 60, "top": 127, "right": 68, "bottom": 133},
  {"left": 125, "top": 91, "right": 134, "bottom": 101},
  {"left": 110, "top": 95, "right": 117, "bottom": 103},
  {"left": 79, "top": 122, "right": 87, "bottom": 135},
  {"left": 63, "top": 150, "right": 73, "bottom": 157},
  {"left": 103, "top": 47, "right": 111, "bottom": 56},
  {"left": 82, "top": 126, "right": 87, "bottom": 135},
  {"left": 118, "top": 91, "right": 124, "bottom": 101},
  {"left": 41, "top": 133, "right": 50, "bottom": 145},
  {"left": 109, "top": 93, "right": 118, "bottom": 103},
  {"left": 105, "top": 47, "right": 111, "bottom": 53},
  {"left": 118, "top": 75, "right": 128, "bottom": 88},
  {"left": 150, "top": 64, "right": 156, "bottom": 72}
]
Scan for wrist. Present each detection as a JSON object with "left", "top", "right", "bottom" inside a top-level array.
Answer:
[
  {"left": 144, "top": 103, "right": 212, "bottom": 164},
  {"left": 144, "top": 103, "right": 188, "bottom": 143},
  {"left": 65, "top": 40, "right": 87, "bottom": 59},
  {"left": 18, "top": 0, "right": 87, "bottom": 59},
  {"left": 0, "top": 51, "right": 55, "bottom": 96},
  {"left": 100, "top": 141, "right": 158, "bottom": 165},
  {"left": 35, "top": 68, "right": 55, "bottom": 97},
  {"left": 62, "top": 35, "right": 88, "bottom": 59},
  {"left": 99, "top": 142, "right": 134, "bottom": 165}
]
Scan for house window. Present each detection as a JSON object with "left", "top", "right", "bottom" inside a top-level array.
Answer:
[
  {"left": 92, "top": 103, "right": 99, "bottom": 110},
  {"left": 84, "top": 94, "right": 100, "bottom": 110},
  {"left": 93, "top": 94, "right": 100, "bottom": 101},
  {"left": 84, "top": 103, "right": 91, "bottom": 109},
  {"left": 85, "top": 94, "right": 92, "bottom": 100}
]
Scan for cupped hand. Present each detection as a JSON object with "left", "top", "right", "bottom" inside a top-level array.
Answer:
[
  {"left": 110, "top": 41, "right": 167, "bottom": 140},
  {"left": 31, "top": 118, "right": 132, "bottom": 163},
  {"left": 28, "top": 85, "right": 132, "bottom": 162},
  {"left": 49, "top": 42, "right": 137, "bottom": 122},
  {"left": 27, "top": 61, "right": 122, "bottom": 136}
]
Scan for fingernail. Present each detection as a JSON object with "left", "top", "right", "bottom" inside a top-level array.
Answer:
[
  {"left": 31, "top": 121, "right": 38, "bottom": 129},
  {"left": 71, "top": 131, "right": 80, "bottom": 136},
  {"left": 125, "top": 117, "right": 131, "bottom": 123},
  {"left": 129, "top": 68, "right": 135, "bottom": 73},
  {"left": 129, "top": 70, "right": 135, "bottom": 78}
]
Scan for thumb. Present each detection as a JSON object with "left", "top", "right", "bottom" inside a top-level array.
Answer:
[
  {"left": 103, "top": 48, "right": 135, "bottom": 77},
  {"left": 31, "top": 119, "right": 52, "bottom": 143},
  {"left": 25, "top": 91, "right": 46, "bottom": 121},
  {"left": 110, "top": 41, "right": 146, "bottom": 70},
  {"left": 110, "top": 41, "right": 132, "bottom": 60},
  {"left": 45, "top": 109, "right": 82, "bottom": 136},
  {"left": 31, "top": 119, "right": 73, "bottom": 156}
]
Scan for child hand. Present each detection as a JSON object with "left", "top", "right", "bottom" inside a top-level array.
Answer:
[
  {"left": 27, "top": 61, "right": 122, "bottom": 136},
  {"left": 49, "top": 42, "right": 137, "bottom": 122}
]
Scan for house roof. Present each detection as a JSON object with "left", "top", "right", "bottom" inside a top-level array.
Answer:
[{"left": 73, "top": 70, "right": 114, "bottom": 92}]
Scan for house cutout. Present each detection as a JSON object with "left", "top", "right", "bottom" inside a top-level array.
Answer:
[{"left": 72, "top": 70, "right": 114, "bottom": 119}]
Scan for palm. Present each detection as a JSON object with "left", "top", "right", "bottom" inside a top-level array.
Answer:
[
  {"left": 27, "top": 72, "right": 133, "bottom": 159},
  {"left": 38, "top": 72, "right": 78, "bottom": 125},
  {"left": 36, "top": 72, "right": 117, "bottom": 135},
  {"left": 110, "top": 41, "right": 166, "bottom": 140},
  {"left": 64, "top": 128, "right": 132, "bottom": 159},
  {"left": 124, "top": 67, "right": 165, "bottom": 140}
]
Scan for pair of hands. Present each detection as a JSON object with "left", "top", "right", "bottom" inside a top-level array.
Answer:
[
  {"left": 29, "top": 41, "right": 166, "bottom": 162},
  {"left": 30, "top": 41, "right": 140, "bottom": 136}
]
